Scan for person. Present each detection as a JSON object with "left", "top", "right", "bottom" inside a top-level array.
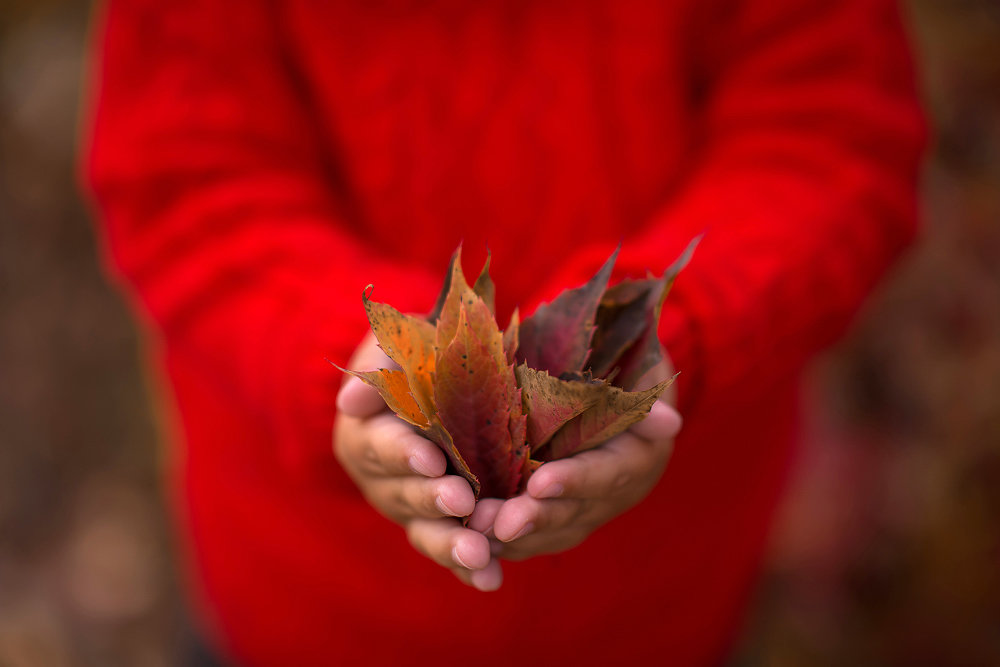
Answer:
[{"left": 82, "top": 0, "right": 925, "bottom": 664}]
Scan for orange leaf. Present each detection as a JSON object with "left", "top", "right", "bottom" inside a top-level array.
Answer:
[
  {"left": 434, "top": 299, "right": 526, "bottom": 498},
  {"left": 545, "top": 376, "right": 675, "bottom": 460},
  {"left": 514, "top": 364, "right": 605, "bottom": 452},
  {"left": 362, "top": 286, "right": 438, "bottom": 420},
  {"left": 340, "top": 367, "right": 429, "bottom": 428}
]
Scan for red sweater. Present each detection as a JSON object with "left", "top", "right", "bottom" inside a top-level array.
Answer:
[{"left": 83, "top": 1, "right": 924, "bottom": 664}]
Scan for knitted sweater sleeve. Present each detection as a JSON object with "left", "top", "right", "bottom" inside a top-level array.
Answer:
[
  {"left": 538, "top": 0, "right": 926, "bottom": 417},
  {"left": 83, "top": 0, "right": 441, "bottom": 469}
]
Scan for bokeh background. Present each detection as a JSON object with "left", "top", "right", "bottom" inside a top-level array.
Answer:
[{"left": 1, "top": 1, "right": 997, "bottom": 665}]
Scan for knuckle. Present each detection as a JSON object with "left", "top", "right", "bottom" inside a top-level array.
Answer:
[
  {"left": 418, "top": 482, "right": 444, "bottom": 517},
  {"left": 404, "top": 521, "right": 424, "bottom": 552},
  {"left": 613, "top": 472, "right": 631, "bottom": 490},
  {"left": 362, "top": 442, "right": 381, "bottom": 466},
  {"left": 385, "top": 483, "right": 411, "bottom": 519}
]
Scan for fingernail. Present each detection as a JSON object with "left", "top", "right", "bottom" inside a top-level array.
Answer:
[
  {"left": 534, "top": 482, "right": 563, "bottom": 499},
  {"left": 408, "top": 453, "right": 436, "bottom": 477},
  {"left": 451, "top": 545, "right": 472, "bottom": 569},
  {"left": 509, "top": 522, "right": 534, "bottom": 541},
  {"left": 435, "top": 495, "right": 458, "bottom": 517}
]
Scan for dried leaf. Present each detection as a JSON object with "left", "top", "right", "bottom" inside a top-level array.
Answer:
[
  {"left": 434, "top": 299, "right": 525, "bottom": 498},
  {"left": 423, "top": 419, "right": 481, "bottom": 497},
  {"left": 587, "top": 278, "right": 659, "bottom": 382},
  {"left": 434, "top": 246, "right": 476, "bottom": 352},
  {"left": 502, "top": 307, "right": 520, "bottom": 364},
  {"left": 587, "top": 237, "right": 702, "bottom": 388},
  {"left": 345, "top": 239, "right": 698, "bottom": 500},
  {"left": 473, "top": 252, "right": 496, "bottom": 315},
  {"left": 517, "top": 246, "right": 619, "bottom": 377},
  {"left": 339, "top": 367, "right": 429, "bottom": 428},
  {"left": 545, "top": 376, "right": 675, "bottom": 459},
  {"left": 428, "top": 246, "right": 461, "bottom": 324},
  {"left": 608, "top": 237, "right": 700, "bottom": 389},
  {"left": 514, "top": 364, "right": 606, "bottom": 451},
  {"left": 362, "top": 286, "right": 438, "bottom": 419}
]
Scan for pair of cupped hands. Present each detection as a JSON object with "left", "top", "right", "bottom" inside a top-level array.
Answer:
[{"left": 334, "top": 333, "right": 682, "bottom": 591}]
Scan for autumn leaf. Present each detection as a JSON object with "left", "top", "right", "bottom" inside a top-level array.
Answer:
[
  {"left": 502, "top": 307, "right": 520, "bottom": 364},
  {"left": 362, "top": 286, "right": 438, "bottom": 420},
  {"left": 544, "top": 376, "right": 676, "bottom": 460},
  {"left": 338, "top": 367, "right": 429, "bottom": 428},
  {"left": 472, "top": 251, "right": 496, "bottom": 315},
  {"left": 340, "top": 240, "right": 698, "bottom": 500},
  {"left": 516, "top": 246, "right": 619, "bottom": 377},
  {"left": 428, "top": 247, "right": 461, "bottom": 324},
  {"left": 587, "top": 277, "right": 660, "bottom": 383},
  {"left": 433, "top": 246, "right": 497, "bottom": 351},
  {"left": 423, "top": 419, "right": 481, "bottom": 497},
  {"left": 588, "top": 236, "right": 701, "bottom": 388},
  {"left": 434, "top": 299, "right": 526, "bottom": 498},
  {"left": 514, "top": 364, "right": 606, "bottom": 452}
]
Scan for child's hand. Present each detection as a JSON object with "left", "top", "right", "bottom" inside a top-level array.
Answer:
[
  {"left": 468, "top": 360, "right": 682, "bottom": 560},
  {"left": 333, "top": 333, "right": 503, "bottom": 591}
]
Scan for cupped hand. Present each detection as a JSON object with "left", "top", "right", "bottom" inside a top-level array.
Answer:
[
  {"left": 333, "top": 333, "right": 503, "bottom": 591},
  {"left": 468, "top": 360, "right": 682, "bottom": 561}
]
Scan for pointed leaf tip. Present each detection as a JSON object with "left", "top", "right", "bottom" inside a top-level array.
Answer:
[
  {"left": 472, "top": 250, "right": 496, "bottom": 315},
  {"left": 517, "top": 246, "right": 620, "bottom": 377}
]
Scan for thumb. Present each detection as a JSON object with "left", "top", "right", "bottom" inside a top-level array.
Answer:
[
  {"left": 336, "top": 332, "right": 397, "bottom": 418},
  {"left": 336, "top": 377, "right": 386, "bottom": 418},
  {"left": 629, "top": 400, "right": 682, "bottom": 442},
  {"left": 628, "top": 354, "right": 682, "bottom": 441}
]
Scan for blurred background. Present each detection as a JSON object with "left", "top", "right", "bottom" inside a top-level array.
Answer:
[{"left": 0, "top": 1, "right": 997, "bottom": 665}]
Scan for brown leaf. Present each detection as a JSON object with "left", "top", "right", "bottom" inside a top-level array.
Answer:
[
  {"left": 514, "top": 364, "right": 606, "bottom": 452},
  {"left": 433, "top": 299, "right": 526, "bottom": 498},
  {"left": 588, "top": 237, "right": 701, "bottom": 388},
  {"left": 517, "top": 246, "right": 619, "bottom": 377},
  {"left": 434, "top": 246, "right": 476, "bottom": 352},
  {"left": 502, "top": 307, "right": 520, "bottom": 365},
  {"left": 422, "top": 419, "right": 481, "bottom": 497},
  {"left": 339, "top": 367, "right": 429, "bottom": 428},
  {"left": 609, "top": 238, "right": 700, "bottom": 389},
  {"left": 427, "top": 246, "right": 461, "bottom": 324},
  {"left": 472, "top": 252, "right": 496, "bottom": 315},
  {"left": 545, "top": 376, "right": 675, "bottom": 459},
  {"left": 587, "top": 278, "right": 661, "bottom": 386},
  {"left": 362, "top": 286, "right": 438, "bottom": 420}
]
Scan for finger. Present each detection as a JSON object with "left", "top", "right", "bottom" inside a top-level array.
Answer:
[
  {"left": 406, "top": 518, "right": 491, "bottom": 571},
  {"left": 470, "top": 558, "right": 503, "bottom": 591},
  {"left": 628, "top": 400, "right": 682, "bottom": 442},
  {"left": 467, "top": 498, "right": 504, "bottom": 535},
  {"left": 369, "top": 474, "right": 476, "bottom": 521},
  {"left": 492, "top": 495, "right": 585, "bottom": 543},
  {"left": 349, "top": 414, "right": 447, "bottom": 478},
  {"left": 634, "top": 357, "right": 677, "bottom": 406},
  {"left": 525, "top": 431, "right": 670, "bottom": 501},
  {"left": 491, "top": 526, "right": 590, "bottom": 561},
  {"left": 451, "top": 557, "right": 504, "bottom": 592},
  {"left": 350, "top": 331, "right": 396, "bottom": 371}
]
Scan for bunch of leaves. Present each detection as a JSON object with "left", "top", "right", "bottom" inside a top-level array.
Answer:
[{"left": 339, "top": 241, "right": 698, "bottom": 499}]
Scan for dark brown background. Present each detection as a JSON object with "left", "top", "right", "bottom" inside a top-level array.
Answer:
[{"left": 1, "top": 2, "right": 997, "bottom": 665}]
